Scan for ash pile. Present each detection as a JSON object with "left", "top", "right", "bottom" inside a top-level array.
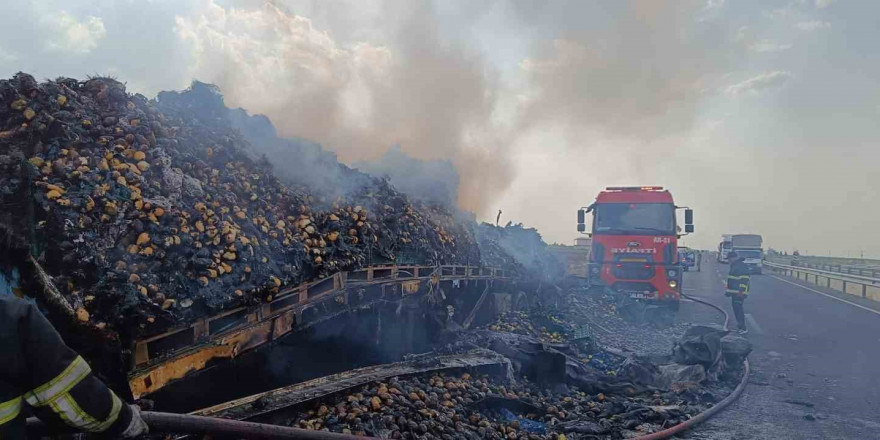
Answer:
[{"left": 0, "top": 73, "right": 499, "bottom": 340}]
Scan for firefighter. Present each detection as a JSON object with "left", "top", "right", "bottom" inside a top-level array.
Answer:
[
  {"left": 0, "top": 295, "right": 148, "bottom": 438},
  {"left": 725, "top": 251, "right": 750, "bottom": 334}
]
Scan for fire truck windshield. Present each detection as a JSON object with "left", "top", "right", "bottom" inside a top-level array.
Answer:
[{"left": 593, "top": 203, "right": 675, "bottom": 235}]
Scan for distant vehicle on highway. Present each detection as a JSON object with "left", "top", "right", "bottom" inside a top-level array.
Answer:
[
  {"left": 717, "top": 234, "right": 732, "bottom": 263},
  {"left": 731, "top": 234, "right": 763, "bottom": 274},
  {"left": 678, "top": 247, "right": 697, "bottom": 271}
]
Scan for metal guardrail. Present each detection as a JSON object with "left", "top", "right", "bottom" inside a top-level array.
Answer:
[
  {"left": 764, "top": 261, "right": 880, "bottom": 284},
  {"left": 764, "top": 261, "right": 880, "bottom": 302},
  {"left": 789, "top": 261, "right": 880, "bottom": 279}
]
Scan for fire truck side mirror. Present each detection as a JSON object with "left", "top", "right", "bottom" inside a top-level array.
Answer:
[
  {"left": 577, "top": 223, "right": 586, "bottom": 232},
  {"left": 685, "top": 224, "right": 694, "bottom": 233},
  {"left": 684, "top": 209, "right": 693, "bottom": 225},
  {"left": 577, "top": 209, "right": 585, "bottom": 224}
]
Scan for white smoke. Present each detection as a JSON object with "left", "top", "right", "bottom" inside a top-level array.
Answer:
[{"left": 174, "top": 0, "right": 513, "bottom": 214}]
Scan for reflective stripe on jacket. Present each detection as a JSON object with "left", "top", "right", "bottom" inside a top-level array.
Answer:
[
  {"left": 726, "top": 261, "right": 751, "bottom": 295},
  {"left": 0, "top": 296, "right": 132, "bottom": 438}
]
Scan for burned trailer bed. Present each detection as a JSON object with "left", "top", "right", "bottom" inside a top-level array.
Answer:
[
  {"left": 190, "top": 349, "right": 512, "bottom": 424},
  {"left": 129, "top": 264, "right": 514, "bottom": 398}
]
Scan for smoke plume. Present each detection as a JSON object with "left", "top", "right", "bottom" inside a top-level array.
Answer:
[
  {"left": 6, "top": 0, "right": 878, "bottom": 255},
  {"left": 354, "top": 146, "right": 460, "bottom": 207},
  {"left": 515, "top": 1, "right": 727, "bottom": 142},
  {"left": 174, "top": 0, "right": 512, "bottom": 214}
]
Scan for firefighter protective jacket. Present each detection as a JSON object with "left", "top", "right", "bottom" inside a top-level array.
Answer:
[
  {"left": 726, "top": 260, "right": 751, "bottom": 295},
  {"left": 0, "top": 296, "right": 133, "bottom": 438}
]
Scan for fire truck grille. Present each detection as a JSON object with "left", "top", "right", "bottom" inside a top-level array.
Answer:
[{"left": 612, "top": 263, "right": 655, "bottom": 280}]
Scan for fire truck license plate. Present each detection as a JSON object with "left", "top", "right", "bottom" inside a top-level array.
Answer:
[{"left": 627, "top": 292, "right": 651, "bottom": 299}]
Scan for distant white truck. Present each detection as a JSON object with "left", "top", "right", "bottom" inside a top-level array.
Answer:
[
  {"left": 717, "top": 234, "right": 732, "bottom": 263},
  {"left": 731, "top": 234, "right": 763, "bottom": 274}
]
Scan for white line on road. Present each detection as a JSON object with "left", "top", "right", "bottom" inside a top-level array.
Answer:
[{"left": 768, "top": 275, "right": 880, "bottom": 317}]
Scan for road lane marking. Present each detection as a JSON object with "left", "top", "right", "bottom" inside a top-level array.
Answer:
[
  {"left": 767, "top": 275, "right": 880, "bottom": 317},
  {"left": 745, "top": 314, "right": 764, "bottom": 335}
]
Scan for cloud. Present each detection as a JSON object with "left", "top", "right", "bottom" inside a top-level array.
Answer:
[
  {"left": 724, "top": 71, "right": 792, "bottom": 96},
  {"left": 795, "top": 20, "right": 831, "bottom": 31},
  {"left": 42, "top": 12, "right": 106, "bottom": 54},
  {"left": 749, "top": 40, "right": 793, "bottom": 52},
  {"left": 815, "top": 0, "right": 835, "bottom": 9}
]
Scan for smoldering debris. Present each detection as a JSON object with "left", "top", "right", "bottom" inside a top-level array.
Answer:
[
  {"left": 484, "top": 311, "right": 573, "bottom": 344},
  {"left": 475, "top": 223, "right": 566, "bottom": 284},
  {"left": 273, "top": 290, "right": 749, "bottom": 440},
  {"left": 0, "top": 73, "right": 533, "bottom": 339},
  {"left": 282, "top": 371, "right": 694, "bottom": 439}
]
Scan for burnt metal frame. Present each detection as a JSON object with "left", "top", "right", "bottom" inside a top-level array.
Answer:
[{"left": 129, "top": 265, "right": 512, "bottom": 398}]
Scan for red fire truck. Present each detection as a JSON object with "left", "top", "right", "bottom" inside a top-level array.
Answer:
[{"left": 577, "top": 187, "right": 694, "bottom": 318}]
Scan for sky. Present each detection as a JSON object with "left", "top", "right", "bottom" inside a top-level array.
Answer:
[{"left": 1, "top": 0, "right": 878, "bottom": 257}]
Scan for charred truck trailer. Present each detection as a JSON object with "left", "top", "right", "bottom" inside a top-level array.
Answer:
[
  {"left": 0, "top": 74, "right": 536, "bottom": 408},
  {"left": 576, "top": 187, "right": 694, "bottom": 316}
]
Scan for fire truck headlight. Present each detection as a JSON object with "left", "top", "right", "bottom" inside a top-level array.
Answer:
[
  {"left": 667, "top": 269, "right": 677, "bottom": 278},
  {"left": 668, "top": 280, "right": 678, "bottom": 288}
]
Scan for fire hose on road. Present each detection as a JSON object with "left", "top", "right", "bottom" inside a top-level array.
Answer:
[
  {"left": 149, "top": 412, "right": 370, "bottom": 439},
  {"left": 630, "top": 293, "right": 751, "bottom": 440},
  {"left": 27, "top": 412, "right": 367, "bottom": 439}
]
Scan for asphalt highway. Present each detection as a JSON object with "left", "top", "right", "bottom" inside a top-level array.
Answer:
[{"left": 680, "top": 257, "right": 880, "bottom": 440}]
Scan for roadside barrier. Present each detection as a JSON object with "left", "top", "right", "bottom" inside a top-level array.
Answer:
[{"left": 764, "top": 261, "right": 880, "bottom": 302}]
